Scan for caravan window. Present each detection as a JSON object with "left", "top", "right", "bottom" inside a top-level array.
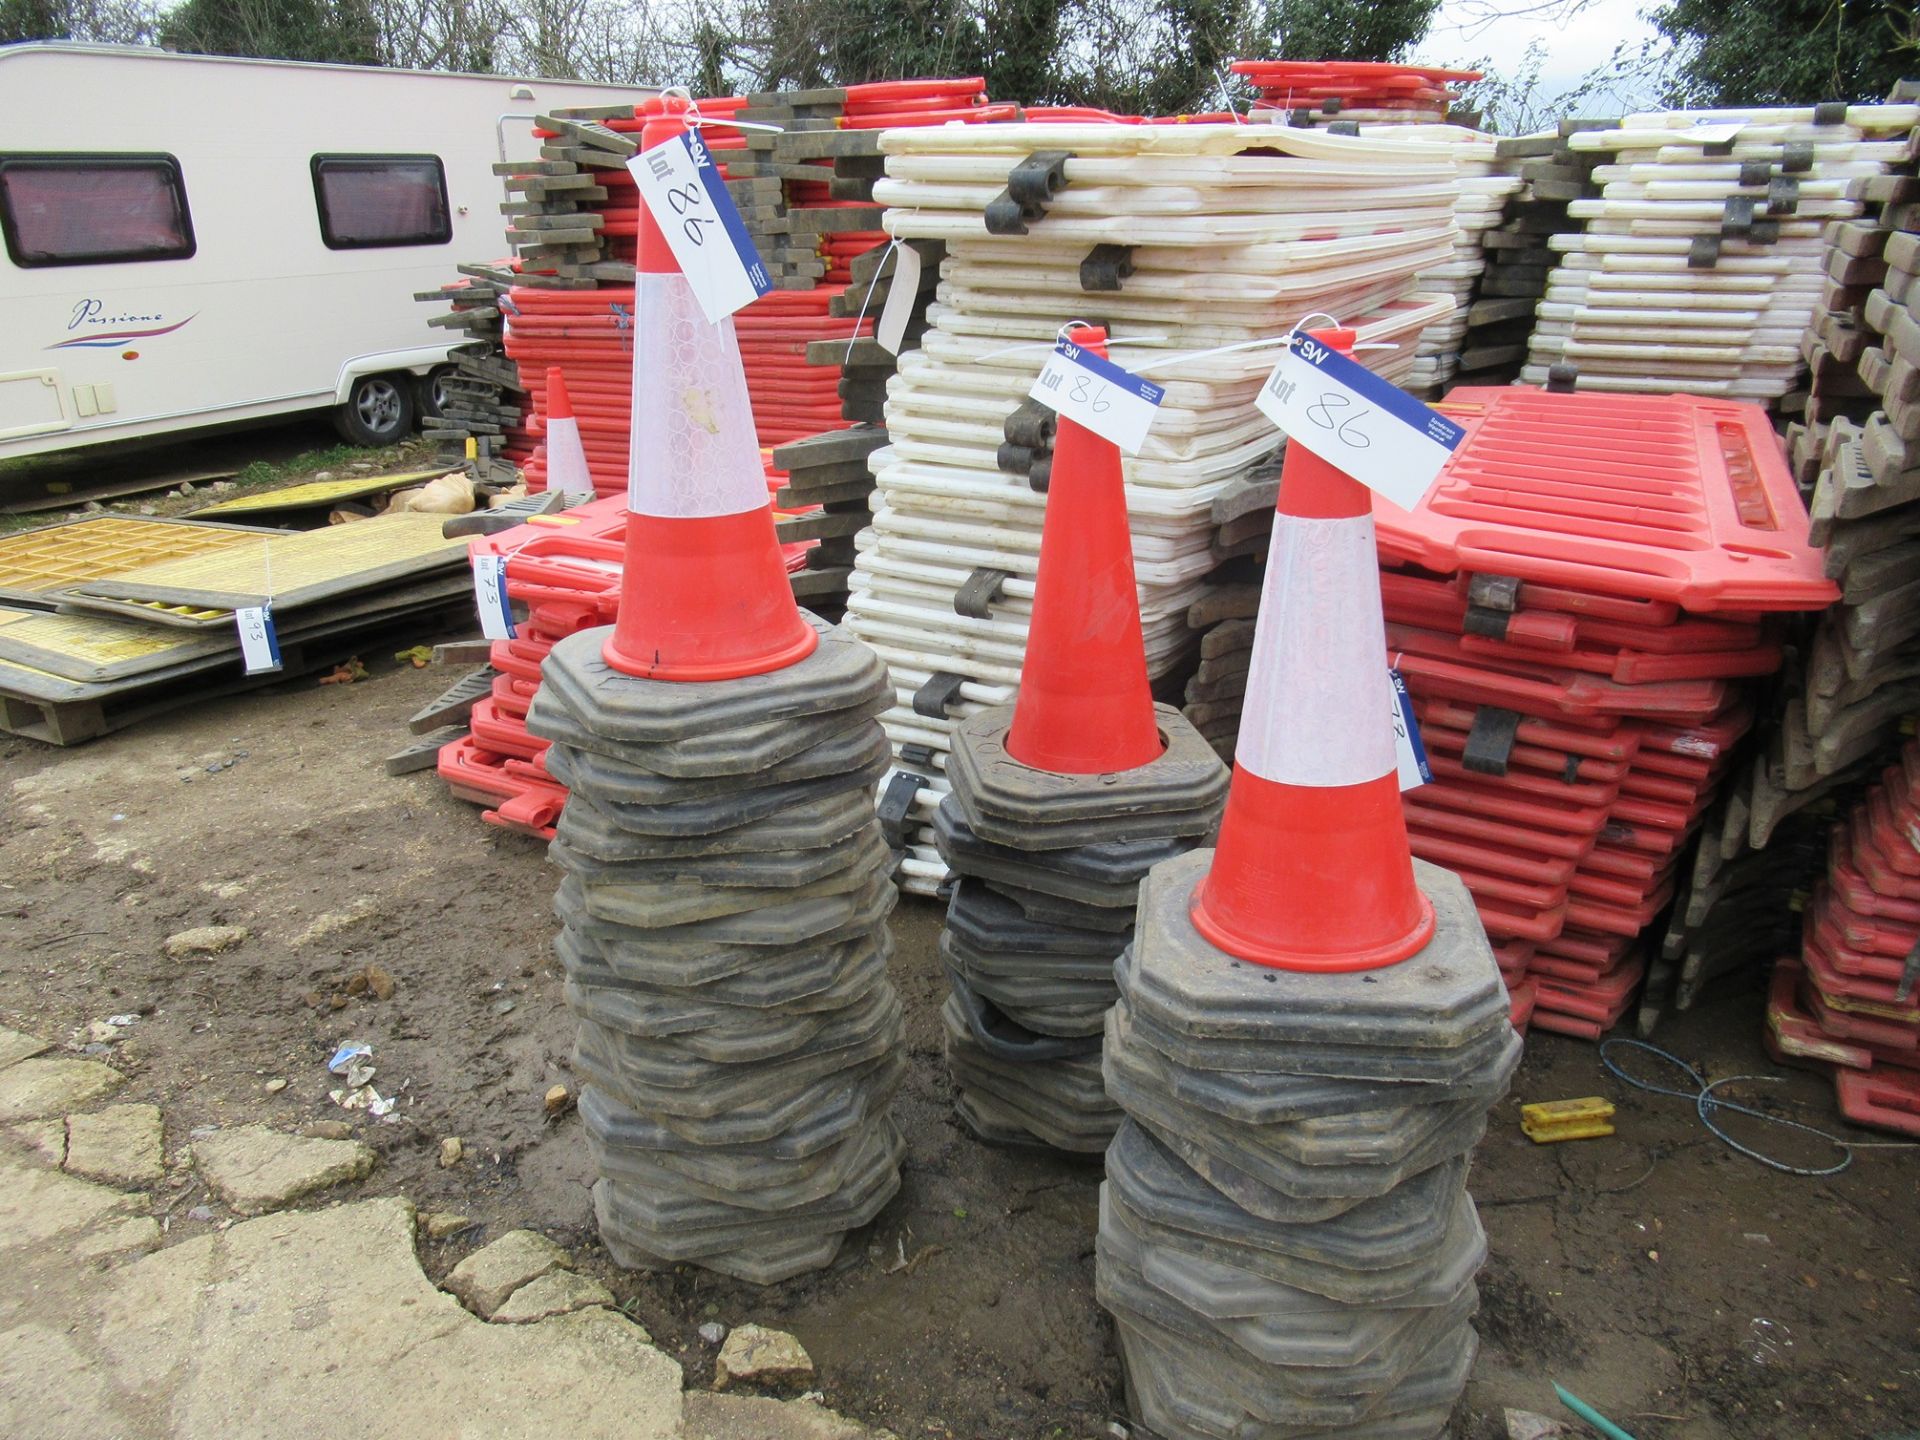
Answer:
[
  {"left": 0, "top": 155, "right": 195, "bottom": 268},
  {"left": 311, "top": 155, "right": 452, "bottom": 249}
]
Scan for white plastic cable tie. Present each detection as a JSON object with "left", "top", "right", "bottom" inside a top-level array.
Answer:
[
  {"left": 974, "top": 328, "right": 1172, "bottom": 363},
  {"left": 1215, "top": 64, "right": 1242, "bottom": 123}
]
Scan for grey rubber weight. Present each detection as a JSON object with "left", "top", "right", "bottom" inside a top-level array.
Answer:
[
  {"left": 539, "top": 623, "right": 906, "bottom": 1284},
  {"left": 1096, "top": 844, "right": 1513, "bottom": 1437}
]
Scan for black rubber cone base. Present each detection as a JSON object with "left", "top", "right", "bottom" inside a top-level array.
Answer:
[
  {"left": 1121, "top": 852, "right": 1514, "bottom": 1084},
  {"left": 946, "top": 703, "right": 1228, "bottom": 848},
  {"left": 532, "top": 614, "right": 891, "bottom": 753}
]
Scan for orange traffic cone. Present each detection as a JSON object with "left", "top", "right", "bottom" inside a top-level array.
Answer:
[
  {"left": 1188, "top": 327, "right": 1434, "bottom": 971},
  {"left": 601, "top": 94, "right": 817, "bottom": 682},
  {"left": 543, "top": 367, "right": 596, "bottom": 498},
  {"left": 1004, "top": 328, "right": 1162, "bottom": 774}
]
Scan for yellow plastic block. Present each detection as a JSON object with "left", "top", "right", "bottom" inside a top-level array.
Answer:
[{"left": 1520, "top": 1097, "right": 1616, "bottom": 1144}]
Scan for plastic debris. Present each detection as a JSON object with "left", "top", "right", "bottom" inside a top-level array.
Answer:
[{"left": 1520, "top": 1097, "right": 1617, "bottom": 1143}]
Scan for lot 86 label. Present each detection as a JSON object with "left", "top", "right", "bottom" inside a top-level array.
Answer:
[{"left": 1027, "top": 340, "right": 1164, "bottom": 454}]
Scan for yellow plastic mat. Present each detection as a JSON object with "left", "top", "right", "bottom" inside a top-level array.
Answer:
[
  {"left": 55, "top": 512, "right": 468, "bottom": 629},
  {"left": 186, "top": 471, "right": 454, "bottom": 516},
  {"left": 0, "top": 516, "right": 275, "bottom": 605},
  {"left": 0, "top": 607, "right": 231, "bottom": 682}
]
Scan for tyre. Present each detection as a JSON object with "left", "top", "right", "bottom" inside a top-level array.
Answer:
[
  {"left": 415, "top": 364, "right": 456, "bottom": 420},
  {"left": 332, "top": 372, "right": 414, "bottom": 446}
]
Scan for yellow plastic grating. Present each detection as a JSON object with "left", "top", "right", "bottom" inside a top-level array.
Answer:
[
  {"left": 1520, "top": 1097, "right": 1616, "bottom": 1144},
  {"left": 0, "top": 517, "right": 269, "bottom": 603},
  {"left": 187, "top": 471, "right": 455, "bottom": 515},
  {"left": 55, "top": 512, "right": 468, "bottom": 627},
  {"left": 0, "top": 607, "right": 224, "bottom": 683}
]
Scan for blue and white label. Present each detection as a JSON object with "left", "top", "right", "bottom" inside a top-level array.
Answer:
[
  {"left": 1028, "top": 339, "right": 1164, "bottom": 455},
  {"left": 1256, "top": 331, "right": 1466, "bottom": 512},
  {"left": 472, "top": 554, "right": 517, "bottom": 640},
  {"left": 235, "top": 604, "right": 281, "bottom": 675},
  {"left": 628, "top": 130, "right": 771, "bottom": 323},
  {"left": 1390, "top": 668, "right": 1431, "bottom": 791}
]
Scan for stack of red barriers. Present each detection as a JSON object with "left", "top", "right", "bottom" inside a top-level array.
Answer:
[
  {"left": 508, "top": 83, "right": 1002, "bottom": 496},
  {"left": 1230, "top": 60, "right": 1481, "bottom": 125},
  {"left": 1377, "top": 387, "right": 1839, "bottom": 1039},
  {"left": 434, "top": 490, "right": 814, "bottom": 833},
  {"left": 506, "top": 291, "right": 871, "bottom": 493},
  {"left": 1768, "top": 740, "right": 1920, "bottom": 1135},
  {"left": 436, "top": 497, "right": 628, "bottom": 837}
]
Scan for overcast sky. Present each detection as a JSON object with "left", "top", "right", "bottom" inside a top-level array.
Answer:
[{"left": 1408, "top": 0, "right": 1671, "bottom": 109}]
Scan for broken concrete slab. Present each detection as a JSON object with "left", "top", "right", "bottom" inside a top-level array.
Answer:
[
  {"left": 0, "top": 1149, "right": 147, "bottom": 1256},
  {"left": 73, "top": 1214, "right": 163, "bottom": 1262},
  {"left": 715, "top": 1325, "right": 815, "bottom": 1391},
  {"left": 684, "top": 1393, "right": 896, "bottom": 1440},
  {"left": 10, "top": 1117, "right": 65, "bottom": 1166},
  {"left": 490, "top": 1268, "right": 615, "bottom": 1324},
  {"left": 420, "top": 1210, "right": 473, "bottom": 1240},
  {"left": 190, "top": 1124, "right": 374, "bottom": 1213},
  {"left": 65, "top": 1104, "right": 165, "bottom": 1187},
  {"left": 443, "top": 1228, "right": 573, "bottom": 1317},
  {"left": 163, "top": 924, "right": 250, "bottom": 959},
  {"left": 0, "top": 1026, "right": 50, "bottom": 1070},
  {"left": 0, "top": 1057, "right": 124, "bottom": 1122},
  {"left": 69, "top": 1197, "right": 684, "bottom": 1439}
]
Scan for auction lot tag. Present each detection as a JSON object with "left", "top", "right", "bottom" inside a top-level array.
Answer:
[
  {"left": 875, "top": 242, "right": 923, "bottom": 355},
  {"left": 235, "top": 605, "right": 281, "bottom": 675},
  {"left": 629, "top": 130, "right": 771, "bottom": 322},
  {"left": 1257, "top": 331, "right": 1465, "bottom": 511},
  {"left": 1028, "top": 339, "right": 1164, "bottom": 454},
  {"left": 1390, "top": 668, "right": 1431, "bottom": 791},
  {"left": 472, "top": 554, "right": 516, "bottom": 640}
]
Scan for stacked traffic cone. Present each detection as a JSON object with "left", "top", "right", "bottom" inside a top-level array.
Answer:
[
  {"left": 542, "top": 368, "right": 596, "bottom": 498},
  {"left": 935, "top": 331, "right": 1228, "bottom": 1154},
  {"left": 526, "top": 95, "right": 905, "bottom": 1282},
  {"left": 1096, "top": 331, "right": 1518, "bottom": 1439}
]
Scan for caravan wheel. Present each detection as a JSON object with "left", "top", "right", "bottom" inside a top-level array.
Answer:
[
  {"left": 415, "top": 365, "right": 456, "bottom": 420},
  {"left": 333, "top": 373, "right": 415, "bottom": 447}
]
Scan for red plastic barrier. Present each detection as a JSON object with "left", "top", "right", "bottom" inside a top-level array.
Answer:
[{"left": 1379, "top": 388, "right": 1839, "bottom": 614}]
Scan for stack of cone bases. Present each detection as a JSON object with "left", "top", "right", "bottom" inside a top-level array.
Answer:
[
  {"left": 1372, "top": 385, "right": 1837, "bottom": 1040},
  {"left": 1098, "top": 367, "right": 1518, "bottom": 1440},
  {"left": 526, "top": 95, "right": 906, "bottom": 1282},
  {"left": 435, "top": 495, "right": 629, "bottom": 837},
  {"left": 1766, "top": 739, "right": 1920, "bottom": 1137},
  {"left": 934, "top": 330, "right": 1228, "bottom": 1155},
  {"left": 855, "top": 117, "right": 1461, "bottom": 893}
]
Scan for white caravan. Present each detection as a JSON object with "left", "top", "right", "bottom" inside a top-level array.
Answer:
[{"left": 0, "top": 43, "right": 646, "bottom": 460}]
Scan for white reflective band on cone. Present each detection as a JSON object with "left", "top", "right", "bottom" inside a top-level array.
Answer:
[
  {"left": 627, "top": 270, "right": 768, "bottom": 518},
  {"left": 546, "top": 416, "right": 595, "bottom": 497},
  {"left": 1234, "top": 511, "right": 1397, "bottom": 788}
]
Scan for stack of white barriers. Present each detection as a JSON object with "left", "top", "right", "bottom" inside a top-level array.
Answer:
[
  {"left": 1524, "top": 103, "right": 1920, "bottom": 399},
  {"left": 849, "top": 122, "right": 1460, "bottom": 892}
]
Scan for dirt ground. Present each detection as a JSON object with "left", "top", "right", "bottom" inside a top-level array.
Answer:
[{"left": 3, "top": 649, "right": 1917, "bottom": 1440}]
